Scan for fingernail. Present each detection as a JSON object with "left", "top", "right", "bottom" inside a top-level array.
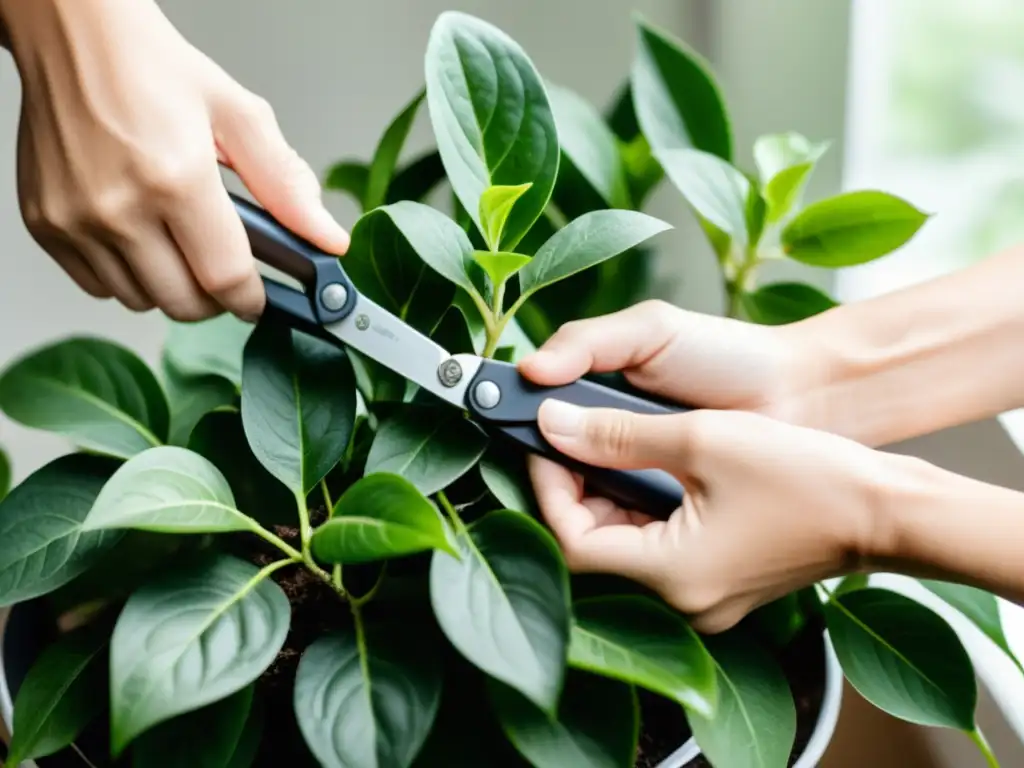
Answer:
[{"left": 540, "top": 400, "right": 583, "bottom": 437}]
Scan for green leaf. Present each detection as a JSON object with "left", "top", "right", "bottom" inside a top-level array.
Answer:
[
  {"left": 225, "top": 694, "right": 265, "bottom": 768},
  {"left": 294, "top": 622, "right": 443, "bottom": 768},
  {"left": 518, "top": 210, "right": 671, "bottom": 299},
  {"left": 425, "top": 11, "right": 559, "bottom": 251},
  {"left": 6, "top": 621, "right": 109, "bottom": 766},
  {"left": 630, "top": 16, "right": 732, "bottom": 160},
  {"left": 163, "top": 314, "right": 252, "bottom": 387},
  {"left": 740, "top": 282, "right": 838, "bottom": 325},
  {"left": 489, "top": 670, "right": 638, "bottom": 768},
  {"left": 0, "top": 453, "right": 123, "bottom": 607},
  {"left": 430, "top": 510, "right": 571, "bottom": 713},
  {"left": 82, "top": 445, "right": 252, "bottom": 534},
  {"left": 162, "top": 363, "right": 237, "bottom": 447},
  {"left": 480, "top": 184, "right": 533, "bottom": 251},
  {"left": 834, "top": 573, "right": 870, "bottom": 596},
  {"left": 473, "top": 251, "right": 532, "bottom": 291},
  {"left": 480, "top": 451, "right": 536, "bottom": 514},
  {"left": 620, "top": 133, "right": 664, "bottom": 209},
  {"left": 753, "top": 133, "right": 829, "bottom": 223},
  {"left": 365, "top": 405, "right": 488, "bottom": 496},
  {"left": 781, "top": 191, "right": 930, "bottom": 267},
  {"left": 0, "top": 447, "right": 9, "bottom": 502},
  {"left": 241, "top": 321, "right": 356, "bottom": 494},
  {"left": 387, "top": 151, "right": 447, "bottom": 205},
  {"left": 324, "top": 160, "right": 370, "bottom": 209},
  {"left": 131, "top": 686, "right": 253, "bottom": 768},
  {"left": 657, "top": 148, "right": 751, "bottom": 245},
  {"left": 109, "top": 553, "right": 290, "bottom": 755},
  {"left": 311, "top": 473, "right": 455, "bottom": 564},
  {"left": 919, "top": 579, "right": 1023, "bottom": 673},
  {"left": 568, "top": 594, "right": 716, "bottom": 717},
  {"left": 365, "top": 90, "right": 426, "bottom": 211},
  {"left": 824, "top": 587, "right": 977, "bottom": 729},
  {"left": 0, "top": 337, "right": 168, "bottom": 458}
]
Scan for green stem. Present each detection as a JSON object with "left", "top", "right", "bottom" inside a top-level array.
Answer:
[
  {"left": 295, "top": 490, "right": 313, "bottom": 551},
  {"left": 437, "top": 490, "right": 469, "bottom": 538},
  {"left": 351, "top": 563, "right": 388, "bottom": 608},
  {"left": 333, "top": 564, "right": 343, "bottom": 591},
  {"left": 725, "top": 247, "right": 761, "bottom": 320},
  {"left": 969, "top": 727, "right": 1001, "bottom": 767},
  {"left": 320, "top": 479, "right": 333, "bottom": 512},
  {"left": 246, "top": 521, "right": 344, "bottom": 599}
]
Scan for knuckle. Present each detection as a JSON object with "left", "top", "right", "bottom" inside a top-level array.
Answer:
[
  {"left": 137, "top": 154, "right": 209, "bottom": 199},
  {"left": 84, "top": 186, "right": 139, "bottom": 230},
  {"left": 241, "top": 94, "right": 277, "bottom": 126},
  {"left": 200, "top": 263, "right": 254, "bottom": 297},
  {"left": 589, "top": 413, "right": 634, "bottom": 458}
]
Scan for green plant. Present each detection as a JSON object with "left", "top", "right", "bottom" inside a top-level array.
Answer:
[{"left": 0, "top": 10, "right": 1015, "bottom": 768}]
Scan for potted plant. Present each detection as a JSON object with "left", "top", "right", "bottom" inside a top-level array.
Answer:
[{"left": 0, "top": 10, "right": 1015, "bottom": 768}]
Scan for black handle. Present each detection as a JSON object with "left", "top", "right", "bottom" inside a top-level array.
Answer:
[{"left": 465, "top": 360, "right": 688, "bottom": 519}]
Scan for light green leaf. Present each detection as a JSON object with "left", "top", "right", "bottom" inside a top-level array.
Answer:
[
  {"left": 480, "top": 451, "right": 536, "bottom": 514},
  {"left": 162, "top": 362, "right": 237, "bottom": 447},
  {"left": 294, "top": 623, "right": 443, "bottom": 768},
  {"left": 824, "top": 587, "right": 977, "bottom": 729},
  {"left": 6, "top": 621, "right": 109, "bottom": 766},
  {"left": 480, "top": 184, "right": 533, "bottom": 251},
  {"left": 163, "top": 313, "right": 252, "bottom": 387},
  {"left": 657, "top": 148, "right": 751, "bottom": 245},
  {"left": 781, "top": 191, "right": 930, "bottom": 267},
  {"left": 0, "top": 337, "right": 168, "bottom": 458},
  {"left": 740, "top": 282, "right": 838, "bottom": 325},
  {"left": 0, "top": 453, "right": 123, "bottom": 607},
  {"left": 568, "top": 594, "right": 717, "bottom": 717},
  {"left": 0, "top": 447, "right": 9, "bottom": 502},
  {"left": 472, "top": 251, "right": 532, "bottom": 291},
  {"left": 311, "top": 472, "right": 455, "bottom": 564},
  {"left": 366, "top": 90, "right": 426, "bottom": 211},
  {"left": 754, "top": 133, "right": 829, "bottom": 223},
  {"left": 518, "top": 210, "right": 670, "bottom": 299},
  {"left": 834, "top": 573, "right": 870, "bottom": 596},
  {"left": 688, "top": 631, "right": 796, "bottom": 768},
  {"left": 324, "top": 161, "right": 370, "bottom": 210},
  {"left": 425, "top": 11, "right": 559, "bottom": 250},
  {"left": 430, "top": 510, "right": 571, "bottom": 713},
  {"left": 110, "top": 553, "right": 290, "bottom": 755},
  {"left": 489, "top": 670, "right": 637, "bottom": 768}
]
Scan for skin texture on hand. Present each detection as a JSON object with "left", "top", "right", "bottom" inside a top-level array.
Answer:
[{"left": 0, "top": 0, "right": 349, "bottom": 321}]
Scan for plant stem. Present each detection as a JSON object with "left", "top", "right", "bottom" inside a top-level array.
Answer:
[
  {"left": 351, "top": 563, "right": 388, "bottom": 608},
  {"left": 969, "top": 727, "right": 1001, "bottom": 767},
  {"left": 295, "top": 491, "right": 313, "bottom": 551},
  {"left": 724, "top": 246, "right": 760, "bottom": 319},
  {"left": 437, "top": 490, "right": 470, "bottom": 538},
  {"left": 333, "top": 564, "right": 343, "bottom": 591},
  {"left": 246, "top": 521, "right": 345, "bottom": 599},
  {"left": 320, "top": 478, "right": 333, "bottom": 512}
]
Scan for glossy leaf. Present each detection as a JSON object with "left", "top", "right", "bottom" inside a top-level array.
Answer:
[
  {"left": 425, "top": 11, "right": 559, "bottom": 250},
  {"left": 365, "top": 405, "right": 488, "bottom": 496},
  {"left": 294, "top": 623, "right": 443, "bottom": 768},
  {"left": 740, "top": 282, "right": 838, "bottom": 325},
  {"left": 109, "top": 553, "right": 291, "bottom": 754},
  {"left": 311, "top": 473, "right": 455, "bottom": 564},
  {"left": 430, "top": 510, "right": 571, "bottom": 713},
  {"left": 753, "top": 132, "right": 829, "bottom": 223},
  {"left": 658, "top": 148, "right": 751, "bottom": 245},
  {"left": 824, "top": 587, "right": 977, "bottom": 729},
  {"left": 480, "top": 451, "right": 535, "bottom": 514},
  {"left": 473, "top": 251, "right": 532, "bottom": 291},
  {"left": 0, "top": 337, "right": 168, "bottom": 458},
  {"left": 630, "top": 16, "right": 731, "bottom": 160},
  {"left": 241, "top": 321, "right": 356, "bottom": 494},
  {"left": 0, "top": 453, "right": 122, "bottom": 607},
  {"left": 688, "top": 631, "right": 796, "bottom": 768},
  {"left": 163, "top": 314, "right": 251, "bottom": 387},
  {"left": 162, "top": 363, "right": 237, "bottom": 447},
  {"left": 6, "top": 622, "right": 109, "bottom": 766},
  {"left": 781, "top": 191, "right": 930, "bottom": 267},
  {"left": 568, "top": 595, "right": 716, "bottom": 717},
  {"left": 480, "top": 184, "right": 533, "bottom": 251},
  {"left": 490, "top": 670, "right": 638, "bottom": 768},
  {"left": 366, "top": 90, "right": 426, "bottom": 211},
  {"left": 518, "top": 210, "right": 671, "bottom": 299},
  {"left": 0, "top": 447, "right": 9, "bottom": 502},
  {"left": 324, "top": 160, "right": 370, "bottom": 209}
]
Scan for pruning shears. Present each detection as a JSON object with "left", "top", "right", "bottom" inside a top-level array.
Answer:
[{"left": 233, "top": 194, "right": 687, "bottom": 519}]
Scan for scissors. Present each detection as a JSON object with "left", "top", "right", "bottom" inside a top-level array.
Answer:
[{"left": 233, "top": 193, "right": 687, "bottom": 519}]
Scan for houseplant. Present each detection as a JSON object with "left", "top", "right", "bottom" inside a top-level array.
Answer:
[{"left": 0, "top": 9, "right": 1017, "bottom": 768}]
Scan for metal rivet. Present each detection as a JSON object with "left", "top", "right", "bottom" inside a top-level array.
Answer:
[
  {"left": 355, "top": 314, "right": 370, "bottom": 331},
  {"left": 437, "top": 359, "right": 463, "bottom": 388},
  {"left": 321, "top": 283, "right": 349, "bottom": 311},
  {"left": 474, "top": 380, "right": 501, "bottom": 409}
]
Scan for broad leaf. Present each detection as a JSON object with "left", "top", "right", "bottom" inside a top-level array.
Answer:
[
  {"left": 489, "top": 670, "right": 637, "bottom": 768},
  {"left": 294, "top": 623, "right": 443, "bottom": 768},
  {"left": 0, "top": 453, "right": 122, "bottom": 606},
  {"left": 387, "top": 151, "right": 447, "bottom": 205},
  {"left": 480, "top": 184, "right": 533, "bottom": 251},
  {"left": 430, "top": 510, "right": 571, "bottom": 713},
  {"left": 753, "top": 132, "right": 829, "bottom": 223},
  {"left": 824, "top": 587, "right": 977, "bottom": 729},
  {"left": 163, "top": 314, "right": 251, "bottom": 387},
  {"left": 740, "top": 282, "right": 838, "bottom": 325},
  {"left": 241, "top": 321, "right": 356, "bottom": 494},
  {"left": 568, "top": 595, "right": 716, "bottom": 717},
  {"left": 324, "top": 161, "right": 370, "bottom": 209},
  {"left": 687, "top": 631, "right": 796, "bottom": 768},
  {"left": 658, "top": 148, "right": 751, "bottom": 245},
  {"left": 0, "top": 447, "right": 9, "bottom": 501},
  {"left": 311, "top": 472, "right": 455, "bottom": 564},
  {"left": 480, "top": 451, "right": 536, "bottom": 514},
  {"left": 834, "top": 573, "right": 870, "bottom": 596},
  {"left": 781, "top": 191, "right": 930, "bottom": 267},
  {"left": 630, "top": 17, "right": 732, "bottom": 160},
  {"left": 0, "top": 337, "right": 168, "bottom": 458},
  {"left": 109, "top": 553, "right": 290, "bottom": 754},
  {"left": 131, "top": 686, "right": 253, "bottom": 768},
  {"left": 518, "top": 210, "right": 671, "bottom": 298},
  {"left": 425, "top": 11, "right": 559, "bottom": 250},
  {"left": 162, "top": 363, "right": 237, "bottom": 447},
  {"left": 473, "top": 251, "right": 532, "bottom": 291},
  {"left": 226, "top": 694, "right": 265, "bottom": 768},
  {"left": 365, "top": 405, "right": 488, "bottom": 496},
  {"left": 366, "top": 90, "right": 426, "bottom": 211},
  {"left": 6, "top": 621, "right": 109, "bottom": 766}
]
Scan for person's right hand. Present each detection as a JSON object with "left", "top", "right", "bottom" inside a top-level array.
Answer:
[{"left": 1, "top": 0, "right": 350, "bottom": 321}]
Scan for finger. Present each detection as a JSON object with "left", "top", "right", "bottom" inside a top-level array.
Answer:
[
  {"left": 581, "top": 496, "right": 657, "bottom": 528},
  {"left": 529, "top": 456, "right": 595, "bottom": 545},
  {"left": 78, "top": 241, "right": 154, "bottom": 312},
  {"left": 43, "top": 240, "right": 111, "bottom": 299}
]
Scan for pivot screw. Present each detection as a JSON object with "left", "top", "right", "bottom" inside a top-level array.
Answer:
[
  {"left": 473, "top": 380, "right": 501, "bottom": 409},
  {"left": 437, "top": 359, "right": 463, "bottom": 388},
  {"left": 355, "top": 314, "right": 370, "bottom": 331},
  {"left": 321, "top": 283, "right": 349, "bottom": 311}
]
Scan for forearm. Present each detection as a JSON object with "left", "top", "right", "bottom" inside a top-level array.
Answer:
[{"left": 785, "top": 246, "right": 1024, "bottom": 447}]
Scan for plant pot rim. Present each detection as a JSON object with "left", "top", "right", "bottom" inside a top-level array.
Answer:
[{"left": 0, "top": 605, "right": 843, "bottom": 768}]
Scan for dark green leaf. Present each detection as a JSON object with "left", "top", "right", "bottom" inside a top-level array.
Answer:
[
  {"left": 162, "top": 363, "right": 237, "bottom": 447},
  {"left": 473, "top": 251, "right": 532, "bottom": 291},
  {"left": 480, "top": 184, "right": 533, "bottom": 251},
  {"left": 740, "top": 282, "right": 838, "bottom": 325},
  {"left": 824, "top": 587, "right": 977, "bottom": 729},
  {"left": 750, "top": 592, "right": 807, "bottom": 650},
  {"left": 494, "top": 346, "right": 516, "bottom": 363},
  {"left": 0, "top": 453, "right": 123, "bottom": 607},
  {"left": 0, "top": 447, "right": 9, "bottom": 502},
  {"left": 366, "top": 90, "right": 426, "bottom": 211},
  {"left": 657, "top": 148, "right": 750, "bottom": 245},
  {"left": 430, "top": 510, "right": 570, "bottom": 713},
  {"left": 241, "top": 321, "right": 356, "bottom": 494},
  {"left": 0, "top": 337, "right": 168, "bottom": 458},
  {"left": 630, "top": 16, "right": 732, "bottom": 160},
  {"left": 225, "top": 693, "right": 265, "bottom": 768},
  {"left": 109, "top": 553, "right": 290, "bottom": 754},
  {"left": 6, "top": 621, "right": 109, "bottom": 766},
  {"left": 480, "top": 451, "right": 536, "bottom": 514},
  {"left": 366, "top": 405, "right": 488, "bottom": 496},
  {"left": 163, "top": 314, "right": 251, "bottom": 387},
  {"left": 781, "top": 191, "right": 930, "bottom": 267},
  {"left": 568, "top": 595, "right": 716, "bottom": 717},
  {"left": 294, "top": 622, "right": 443, "bottom": 768},
  {"left": 425, "top": 11, "right": 559, "bottom": 250},
  {"left": 387, "top": 151, "right": 447, "bottom": 205},
  {"left": 324, "top": 161, "right": 370, "bottom": 210}
]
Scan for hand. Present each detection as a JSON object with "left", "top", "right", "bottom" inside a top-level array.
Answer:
[
  {"left": 529, "top": 402, "right": 899, "bottom": 633},
  {"left": 1, "top": 0, "right": 349, "bottom": 321}
]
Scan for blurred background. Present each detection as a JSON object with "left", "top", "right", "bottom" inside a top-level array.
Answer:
[{"left": 2, "top": 1, "right": 1024, "bottom": 764}]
